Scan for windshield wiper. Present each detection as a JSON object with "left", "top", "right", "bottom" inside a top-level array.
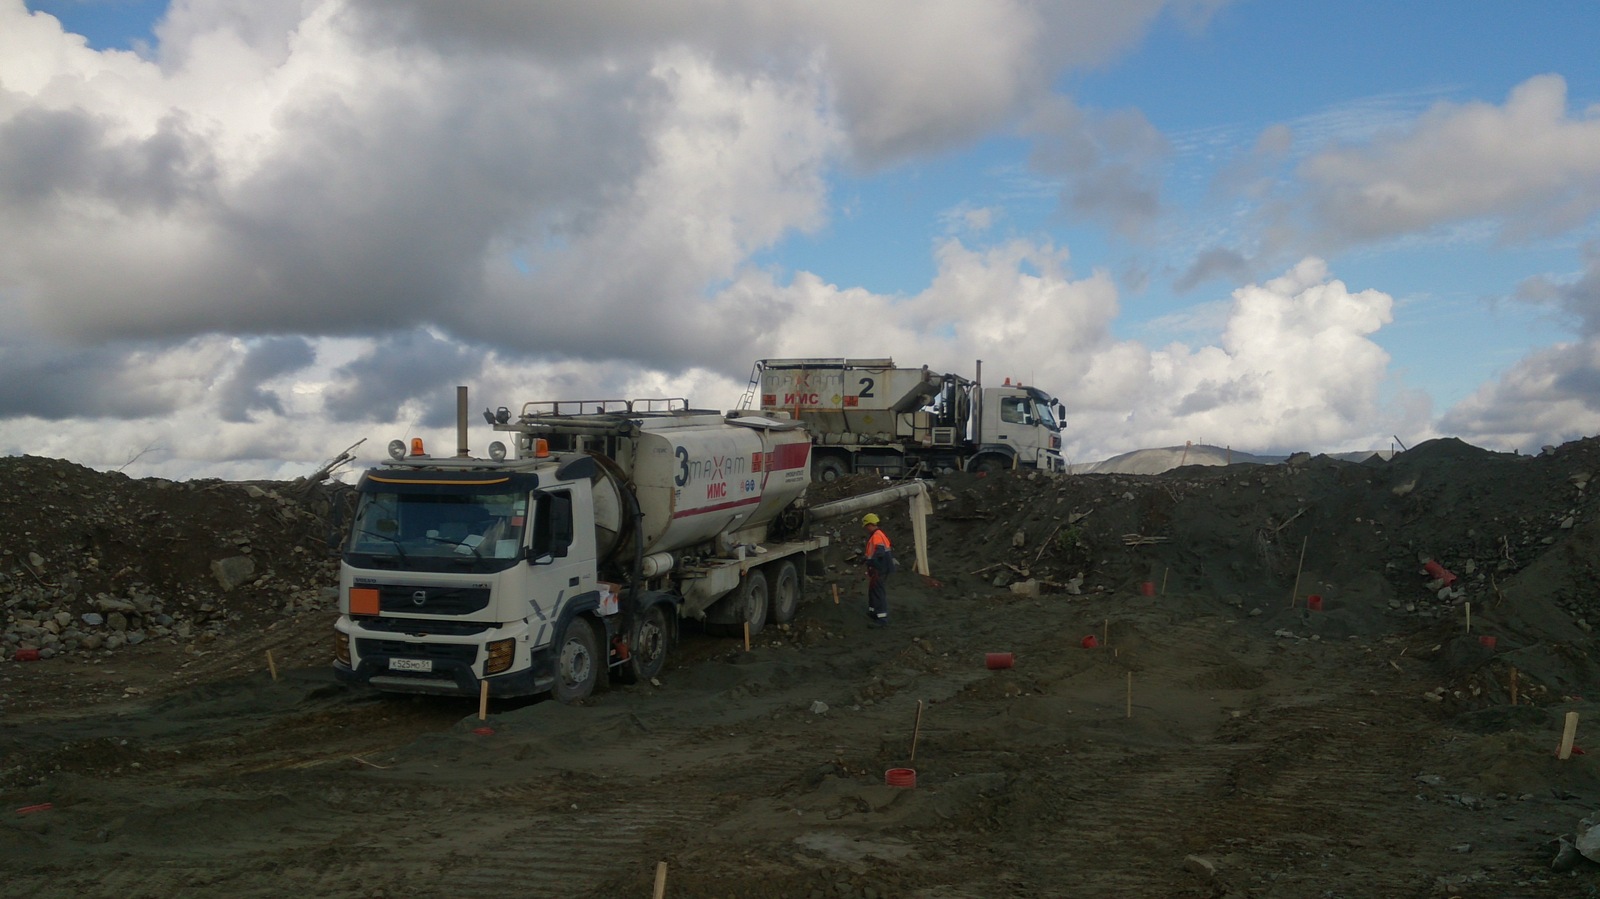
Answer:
[{"left": 358, "top": 529, "right": 409, "bottom": 563}]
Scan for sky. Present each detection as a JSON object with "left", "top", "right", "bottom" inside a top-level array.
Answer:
[{"left": 4, "top": 0, "right": 1600, "bottom": 481}]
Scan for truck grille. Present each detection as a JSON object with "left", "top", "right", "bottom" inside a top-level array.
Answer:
[{"left": 373, "top": 584, "right": 491, "bottom": 615}]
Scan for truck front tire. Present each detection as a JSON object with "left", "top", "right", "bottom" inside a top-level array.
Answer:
[
  {"left": 971, "top": 454, "right": 1010, "bottom": 474},
  {"left": 553, "top": 617, "right": 601, "bottom": 703}
]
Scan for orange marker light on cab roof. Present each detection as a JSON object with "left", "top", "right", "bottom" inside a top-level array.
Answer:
[
  {"left": 410, "top": 438, "right": 425, "bottom": 456},
  {"left": 534, "top": 438, "right": 549, "bottom": 458}
]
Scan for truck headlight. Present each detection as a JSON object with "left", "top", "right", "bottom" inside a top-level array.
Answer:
[
  {"left": 485, "top": 638, "right": 515, "bottom": 675},
  {"left": 334, "top": 632, "right": 352, "bottom": 665}
]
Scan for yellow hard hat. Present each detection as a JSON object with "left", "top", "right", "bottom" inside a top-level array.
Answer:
[{"left": 861, "top": 513, "right": 879, "bottom": 525}]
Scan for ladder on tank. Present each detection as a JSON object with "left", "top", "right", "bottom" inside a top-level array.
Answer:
[{"left": 736, "top": 361, "right": 763, "bottom": 410}]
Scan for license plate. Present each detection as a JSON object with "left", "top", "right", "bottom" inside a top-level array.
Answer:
[{"left": 389, "top": 657, "right": 433, "bottom": 672}]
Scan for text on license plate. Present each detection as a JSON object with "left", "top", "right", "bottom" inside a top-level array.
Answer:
[{"left": 389, "top": 657, "right": 433, "bottom": 672}]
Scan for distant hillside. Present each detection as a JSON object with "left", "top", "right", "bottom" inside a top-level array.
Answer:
[{"left": 1073, "top": 443, "right": 1392, "bottom": 475}]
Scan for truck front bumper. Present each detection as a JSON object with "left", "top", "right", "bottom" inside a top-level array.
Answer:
[{"left": 335, "top": 617, "right": 559, "bottom": 698}]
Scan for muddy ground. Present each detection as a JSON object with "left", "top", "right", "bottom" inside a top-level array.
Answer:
[{"left": 3, "top": 440, "right": 1600, "bottom": 898}]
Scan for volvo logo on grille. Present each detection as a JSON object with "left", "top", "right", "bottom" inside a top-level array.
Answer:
[{"left": 411, "top": 590, "right": 427, "bottom": 606}]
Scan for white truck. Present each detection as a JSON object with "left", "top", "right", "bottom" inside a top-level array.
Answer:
[
  {"left": 333, "top": 389, "right": 925, "bottom": 702},
  {"left": 750, "top": 357, "right": 1066, "bottom": 479}
]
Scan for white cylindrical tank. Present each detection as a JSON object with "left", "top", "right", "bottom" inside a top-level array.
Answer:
[{"left": 590, "top": 413, "right": 812, "bottom": 564}]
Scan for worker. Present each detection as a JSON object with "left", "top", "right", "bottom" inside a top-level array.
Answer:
[{"left": 862, "top": 512, "right": 895, "bottom": 627}]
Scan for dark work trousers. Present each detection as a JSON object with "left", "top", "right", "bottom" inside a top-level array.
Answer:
[{"left": 867, "top": 569, "right": 889, "bottom": 621}]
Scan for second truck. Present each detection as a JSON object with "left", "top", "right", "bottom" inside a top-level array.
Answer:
[{"left": 749, "top": 357, "right": 1066, "bottom": 479}]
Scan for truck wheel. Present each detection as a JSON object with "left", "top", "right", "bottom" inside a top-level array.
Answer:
[
  {"left": 553, "top": 617, "right": 600, "bottom": 703},
  {"left": 814, "top": 455, "right": 848, "bottom": 482},
  {"left": 627, "top": 604, "right": 669, "bottom": 682},
  {"left": 741, "top": 570, "right": 769, "bottom": 636},
  {"left": 971, "top": 454, "right": 1009, "bottom": 474},
  {"left": 769, "top": 561, "right": 799, "bottom": 624}
]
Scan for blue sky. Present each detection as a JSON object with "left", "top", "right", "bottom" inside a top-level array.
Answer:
[{"left": 4, "top": 1, "right": 1600, "bottom": 479}]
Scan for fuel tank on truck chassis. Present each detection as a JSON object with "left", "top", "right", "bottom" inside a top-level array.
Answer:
[{"left": 501, "top": 404, "right": 813, "bottom": 567}]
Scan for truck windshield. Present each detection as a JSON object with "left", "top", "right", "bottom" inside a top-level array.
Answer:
[
  {"left": 347, "top": 490, "right": 527, "bottom": 572},
  {"left": 1032, "top": 401, "right": 1059, "bottom": 430}
]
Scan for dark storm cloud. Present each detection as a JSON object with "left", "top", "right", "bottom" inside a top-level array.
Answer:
[
  {"left": 321, "top": 329, "right": 485, "bottom": 425},
  {"left": 214, "top": 336, "right": 316, "bottom": 423},
  {"left": 0, "top": 337, "right": 206, "bottom": 419}
]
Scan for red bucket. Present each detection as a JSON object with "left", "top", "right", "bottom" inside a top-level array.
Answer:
[
  {"left": 1139, "top": 581, "right": 1155, "bottom": 596},
  {"left": 1306, "top": 594, "right": 1323, "bottom": 611},
  {"left": 1080, "top": 635, "right": 1098, "bottom": 649},
  {"left": 985, "top": 652, "right": 1014, "bottom": 669},
  {"left": 13, "top": 649, "right": 40, "bottom": 662},
  {"left": 1478, "top": 635, "right": 1497, "bottom": 650},
  {"left": 885, "top": 767, "right": 917, "bottom": 788}
]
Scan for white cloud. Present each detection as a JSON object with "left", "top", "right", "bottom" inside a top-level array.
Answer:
[{"left": 1297, "top": 75, "right": 1600, "bottom": 246}]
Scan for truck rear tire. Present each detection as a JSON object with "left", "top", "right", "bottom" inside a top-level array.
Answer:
[
  {"left": 741, "top": 569, "right": 769, "bottom": 636},
  {"left": 769, "top": 560, "right": 799, "bottom": 624},
  {"left": 814, "top": 455, "right": 848, "bottom": 482},
  {"left": 553, "top": 617, "right": 601, "bottom": 703}
]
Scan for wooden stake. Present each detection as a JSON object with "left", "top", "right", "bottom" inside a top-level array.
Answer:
[
  {"left": 1288, "top": 536, "right": 1307, "bottom": 608},
  {"left": 1558, "top": 711, "right": 1580, "bottom": 760},
  {"left": 1161, "top": 567, "right": 1169, "bottom": 596},
  {"left": 1103, "top": 618, "right": 1109, "bottom": 647},
  {"left": 1509, "top": 667, "right": 1519, "bottom": 706},
  {"left": 653, "top": 861, "right": 668, "bottom": 899},
  {"left": 1464, "top": 602, "right": 1471, "bottom": 633},
  {"left": 743, "top": 621, "right": 751, "bottom": 652},
  {"left": 478, "top": 680, "right": 489, "bottom": 721},
  {"left": 832, "top": 583, "right": 840, "bottom": 605},
  {"left": 910, "top": 699, "right": 925, "bottom": 764},
  {"left": 265, "top": 650, "right": 278, "bottom": 681},
  {"left": 1125, "top": 671, "right": 1133, "bottom": 718}
]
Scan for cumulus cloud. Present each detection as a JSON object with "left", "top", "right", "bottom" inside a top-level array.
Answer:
[
  {"left": 2, "top": 0, "right": 1570, "bottom": 479},
  {"left": 1025, "top": 96, "right": 1171, "bottom": 238},
  {"left": 1296, "top": 75, "right": 1600, "bottom": 247}
]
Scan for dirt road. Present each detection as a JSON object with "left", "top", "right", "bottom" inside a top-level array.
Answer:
[{"left": 4, "top": 581, "right": 1597, "bottom": 898}]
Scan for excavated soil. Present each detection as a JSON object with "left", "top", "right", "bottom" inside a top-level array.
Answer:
[{"left": 3, "top": 439, "right": 1600, "bottom": 898}]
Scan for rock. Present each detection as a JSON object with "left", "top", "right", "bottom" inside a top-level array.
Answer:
[
  {"left": 95, "top": 595, "right": 137, "bottom": 613},
  {"left": 81, "top": 612, "right": 104, "bottom": 627},
  {"left": 107, "top": 612, "right": 128, "bottom": 632},
  {"left": 80, "top": 633, "right": 103, "bottom": 650},
  {"left": 1183, "top": 855, "right": 1217, "bottom": 878},
  {"left": 1009, "top": 579, "right": 1040, "bottom": 597},
  {"left": 211, "top": 556, "right": 257, "bottom": 592},
  {"left": 27, "top": 551, "right": 45, "bottom": 568},
  {"left": 1578, "top": 821, "right": 1600, "bottom": 863},
  {"left": 1011, "top": 530, "right": 1026, "bottom": 548},
  {"left": 810, "top": 701, "right": 829, "bottom": 715}
]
